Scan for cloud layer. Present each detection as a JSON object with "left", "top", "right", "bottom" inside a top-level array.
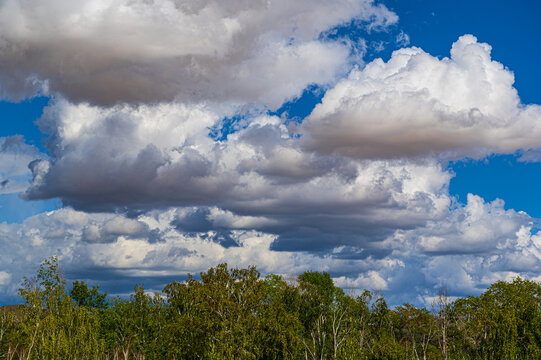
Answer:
[
  {"left": 6, "top": 35, "right": 538, "bottom": 305},
  {"left": 1, "top": 193, "right": 539, "bottom": 306},
  {"left": 24, "top": 100, "right": 453, "bottom": 251},
  {"left": 0, "top": 0, "right": 540, "bottom": 307},
  {"left": 0, "top": 0, "right": 396, "bottom": 106}
]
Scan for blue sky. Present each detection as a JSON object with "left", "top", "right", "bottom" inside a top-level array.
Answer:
[{"left": 0, "top": 0, "right": 540, "bottom": 305}]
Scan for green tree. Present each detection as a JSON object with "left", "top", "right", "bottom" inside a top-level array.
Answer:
[
  {"left": 297, "top": 270, "right": 354, "bottom": 359},
  {"left": 395, "top": 303, "right": 437, "bottom": 360},
  {"left": 261, "top": 274, "right": 303, "bottom": 359},
  {"left": 101, "top": 285, "right": 167, "bottom": 359},
  {"left": 69, "top": 280, "right": 107, "bottom": 310},
  {"left": 18, "top": 256, "right": 104, "bottom": 359},
  {"left": 452, "top": 277, "right": 541, "bottom": 360},
  {"left": 164, "top": 264, "right": 267, "bottom": 359},
  {"left": 0, "top": 306, "right": 23, "bottom": 359},
  {"left": 367, "top": 296, "right": 405, "bottom": 359}
]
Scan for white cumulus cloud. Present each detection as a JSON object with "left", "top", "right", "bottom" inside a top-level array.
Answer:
[{"left": 302, "top": 35, "right": 541, "bottom": 159}]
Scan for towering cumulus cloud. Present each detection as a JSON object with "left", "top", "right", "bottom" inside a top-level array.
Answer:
[
  {"left": 0, "top": 0, "right": 540, "bottom": 306},
  {"left": 303, "top": 35, "right": 541, "bottom": 159},
  {"left": 0, "top": 0, "right": 396, "bottom": 106}
]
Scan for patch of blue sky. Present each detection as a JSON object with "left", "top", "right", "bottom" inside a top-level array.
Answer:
[
  {"left": 449, "top": 154, "right": 541, "bottom": 218},
  {"left": 320, "top": 16, "right": 404, "bottom": 64},
  {"left": 210, "top": 85, "right": 326, "bottom": 141},
  {"left": 0, "top": 97, "right": 50, "bottom": 152},
  {"left": 208, "top": 114, "right": 248, "bottom": 142},
  {"left": 269, "top": 84, "right": 325, "bottom": 124},
  {"left": 0, "top": 193, "right": 60, "bottom": 224}
]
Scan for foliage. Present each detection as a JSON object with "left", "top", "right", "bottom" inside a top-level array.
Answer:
[
  {"left": 13, "top": 256, "right": 104, "bottom": 359},
  {"left": 69, "top": 281, "right": 108, "bottom": 310},
  {"left": 2, "top": 256, "right": 541, "bottom": 359}
]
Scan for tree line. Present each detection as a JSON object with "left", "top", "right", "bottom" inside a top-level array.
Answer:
[{"left": 1, "top": 256, "right": 541, "bottom": 359}]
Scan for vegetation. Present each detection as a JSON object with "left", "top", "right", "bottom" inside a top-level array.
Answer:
[{"left": 1, "top": 256, "right": 541, "bottom": 359}]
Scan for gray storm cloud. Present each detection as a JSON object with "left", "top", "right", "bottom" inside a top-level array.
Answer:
[{"left": 0, "top": 0, "right": 396, "bottom": 106}]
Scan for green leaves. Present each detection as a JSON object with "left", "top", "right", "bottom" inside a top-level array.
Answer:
[
  {"left": 451, "top": 277, "right": 541, "bottom": 359},
  {"left": 15, "top": 256, "right": 104, "bottom": 359},
  {"left": 70, "top": 281, "right": 108, "bottom": 310},
  {"left": 5, "top": 258, "right": 541, "bottom": 359}
]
